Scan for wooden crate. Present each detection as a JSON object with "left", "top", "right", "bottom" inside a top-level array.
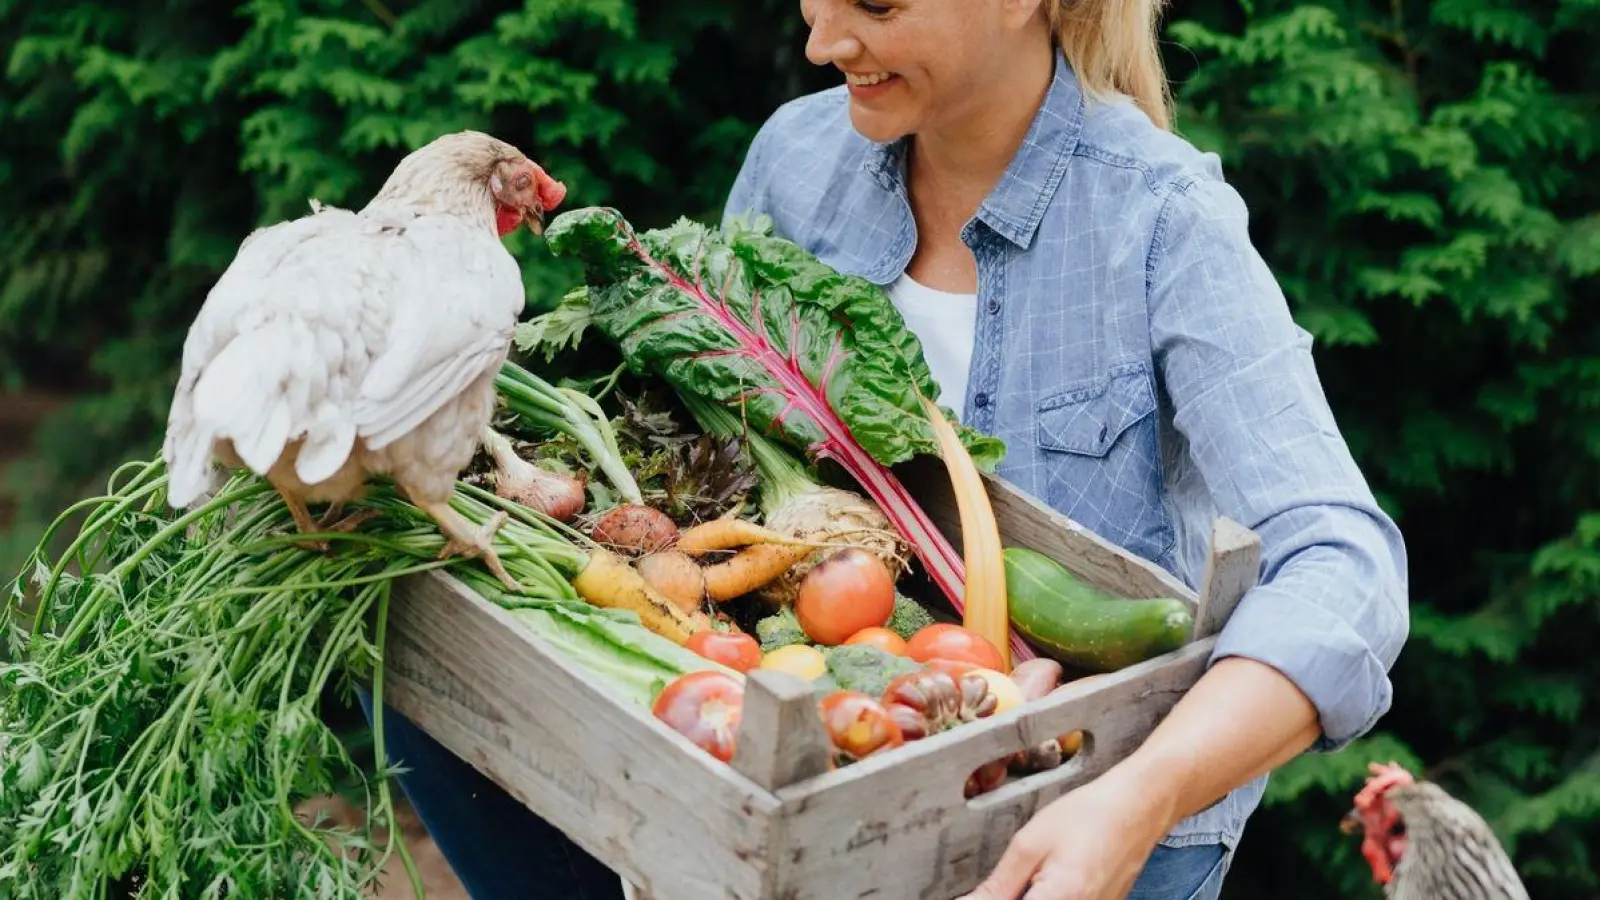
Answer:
[{"left": 381, "top": 455, "right": 1263, "bottom": 900}]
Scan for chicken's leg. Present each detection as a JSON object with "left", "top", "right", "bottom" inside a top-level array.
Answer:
[
  {"left": 267, "top": 479, "right": 332, "bottom": 552},
  {"left": 414, "top": 498, "right": 519, "bottom": 591}
]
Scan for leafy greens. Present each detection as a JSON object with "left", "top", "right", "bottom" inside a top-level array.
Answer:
[{"left": 543, "top": 207, "right": 1006, "bottom": 619}]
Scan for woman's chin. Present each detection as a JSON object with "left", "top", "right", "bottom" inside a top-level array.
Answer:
[{"left": 847, "top": 106, "right": 914, "bottom": 146}]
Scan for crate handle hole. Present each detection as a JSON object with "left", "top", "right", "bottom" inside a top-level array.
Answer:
[
  {"left": 1062, "top": 729, "right": 1094, "bottom": 764},
  {"left": 963, "top": 730, "right": 1098, "bottom": 809}
]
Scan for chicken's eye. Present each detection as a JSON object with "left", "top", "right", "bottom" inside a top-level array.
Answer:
[
  {"left": 1387, "top": 820, "right": 1406, "bottom": 838},
  {"left": 514, "top": 172, "right": 532, "bottom": 190}
]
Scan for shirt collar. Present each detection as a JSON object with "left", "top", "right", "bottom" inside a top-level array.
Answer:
[{"left": 861, "top": 49, "right": 1085, "bottom": 251}]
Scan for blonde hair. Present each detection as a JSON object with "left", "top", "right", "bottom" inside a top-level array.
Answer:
[{"left": 1048, "top": 0, "right": 1174, "bottom": 131}]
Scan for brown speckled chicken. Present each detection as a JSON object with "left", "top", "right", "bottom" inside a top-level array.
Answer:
[
  {"left": 1342, "top": 762, "right": 1531, "bottom": 900},
  {"left": 161, "top": 130, "right": 566, "bottom": 589}
]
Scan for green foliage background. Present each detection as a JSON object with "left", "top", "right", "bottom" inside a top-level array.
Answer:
[{"left": 1, "top": 0, "right": 1597, "bottom": 896}]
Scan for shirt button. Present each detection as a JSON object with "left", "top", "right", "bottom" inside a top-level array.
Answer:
[
  {"left": 973, "top": 393, "right": 990, "bottom": 408},
  {"left": 986, "top": 298, "right": 1001, "bottom": 314}
]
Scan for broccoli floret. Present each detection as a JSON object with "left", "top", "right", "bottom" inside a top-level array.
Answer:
[
  {"left": 810, "top": 673, "right": 842, "bottom": 701},
  {"left": 886, "top": 593, "right": 936, "bottom": 641},
  {"left": 820, "top": 644, "right": 922, "bottom": 696},
  {"left": 755, "top": 605, "right": 809, "bottom": 651}
]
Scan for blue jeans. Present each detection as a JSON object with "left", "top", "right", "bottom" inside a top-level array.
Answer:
[{"left": 357, "top": 691, "right": 1232, "bottom": 900}]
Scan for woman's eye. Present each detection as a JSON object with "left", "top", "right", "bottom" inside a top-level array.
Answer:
[{"left": 855, "top": 0, "right": 892, "bottom": 15}]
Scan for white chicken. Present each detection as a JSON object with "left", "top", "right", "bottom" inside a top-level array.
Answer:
[{"left": 161, "top": 130, "right": 567, "bottom": 590}]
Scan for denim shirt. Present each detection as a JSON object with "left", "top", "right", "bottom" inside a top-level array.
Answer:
[{"left": 721, "top": 54, "right": 1410, "bottom": 852}]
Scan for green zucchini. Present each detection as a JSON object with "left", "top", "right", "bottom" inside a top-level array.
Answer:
[{"left": 1003, "top": 546, "right": 1193, "bottom": 672}]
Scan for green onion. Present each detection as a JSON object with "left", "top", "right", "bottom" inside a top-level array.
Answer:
[
  {"left": 495, "top": 360, "right": 642, "bottom": 505},
  {"left": 0, "top": 455, "right": 616, "bottom": 898}
]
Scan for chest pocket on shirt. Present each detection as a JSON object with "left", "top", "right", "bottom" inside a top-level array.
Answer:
[{"left": 1032, "top": 361, "right": 1174, "bottom": 565}]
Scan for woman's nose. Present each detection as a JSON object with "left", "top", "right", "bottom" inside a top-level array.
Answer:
[{"left": 803, "top": 2, "right": 862, "bottom": 66}]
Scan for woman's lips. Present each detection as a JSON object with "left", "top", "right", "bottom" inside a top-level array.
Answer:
[{"left": 845, "top": 71, "right": 899, "bottom": 98}]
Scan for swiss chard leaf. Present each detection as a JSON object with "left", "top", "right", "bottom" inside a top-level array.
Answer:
[{"left": 542, "top": 207, "right": 1006, "bottom": 471}]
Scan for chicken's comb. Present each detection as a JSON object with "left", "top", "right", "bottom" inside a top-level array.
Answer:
[{"left": 1353, "top": 760, "right": 1415, "bottom": 809}]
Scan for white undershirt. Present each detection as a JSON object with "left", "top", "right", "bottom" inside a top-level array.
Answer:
[{"left": 885, "top": 274, "right": 978, "bottom": 417}]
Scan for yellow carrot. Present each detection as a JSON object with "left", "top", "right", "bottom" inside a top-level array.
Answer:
[
  {"left": 920, "top": 396, "right": 1011, "bottom": 670},
  {"left": 571, "top": 548, "right": 711, "bottom": 644},
  {"left": 635, "top": 550, "right": 708, "bottom": 614}
]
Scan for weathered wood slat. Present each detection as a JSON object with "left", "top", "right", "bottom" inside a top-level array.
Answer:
[
  {"left": 897, "top": 455, "right": 1198, "bottom": 604},
  {"left": 1192, "top": 518, "right": 1263, "bottom": 641},
  {"left": 620, "top": 878, "right": 658, "bottom": 900},
  {"left": 383, "top": 571, "right": 777, "bottom": 900},
  {"left": 732, "top": 670, "right": 834, "bottom": 791},
  {"left": 766, "top": 639, "right": 1214, "bottom": 899}
]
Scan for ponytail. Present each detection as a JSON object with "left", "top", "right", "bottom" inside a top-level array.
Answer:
[{"left": 1048, "top": 0, "right": 1174, "bottom": 132}]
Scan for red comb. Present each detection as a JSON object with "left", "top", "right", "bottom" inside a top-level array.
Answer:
[
  {"left": 1355, "top": 761, "right": 1415, "bottom": 809},
  {"left": 531, "top": 163, "right": 567, "bottom": 213}
]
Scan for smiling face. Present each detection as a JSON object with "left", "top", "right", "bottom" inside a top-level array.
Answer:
[{"left": 798, "top": 0, "right": 1048, "bottom": 143}]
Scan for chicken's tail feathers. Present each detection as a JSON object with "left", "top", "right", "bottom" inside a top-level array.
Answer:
[
  {"left": 293, "top": 412, "right": 356, "bottom": 486},
  {"left": 162, "top": 421, "right": 221, "bottom": 510},
  {"left": 162, "top": 368, "right": 218, "bottom": 509},
  {"left": 184, "top": 319, "right": 332, "bottom": 483}
]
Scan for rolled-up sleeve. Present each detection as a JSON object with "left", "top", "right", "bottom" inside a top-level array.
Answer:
[{"left": 1147, "top": 175, "right": 1411, "bottom": 751}]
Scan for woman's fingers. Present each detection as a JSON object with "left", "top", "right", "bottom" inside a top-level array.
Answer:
[
  {"left": 957, "top": 830, "right": 1050, "bottom": 900},
  {"left": 1020, "top": 869, "right": 1081, "bottom": 900}
]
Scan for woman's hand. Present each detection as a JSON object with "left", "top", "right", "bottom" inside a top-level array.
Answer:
[
  {"left": 959, "top": 658, "right": 1324, "bottom": 900},
  {"left": 955, "top": 759, "right": 1177, "bottom": 900}
]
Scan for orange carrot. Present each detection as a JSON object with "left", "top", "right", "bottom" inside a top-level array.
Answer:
[
  {"left": 675, "top": 517, "right": 790, "bottom": 557},
  {"left": 700, "top": 542, "right": 817, "bottom": 602}
]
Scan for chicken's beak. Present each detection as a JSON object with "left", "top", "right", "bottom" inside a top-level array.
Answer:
[
  {"left": 524, "top": 205, "right": 546, "bottom": 236},
  {"left": 1339, "top": 807, "right": 1362, "bottom": 836}
]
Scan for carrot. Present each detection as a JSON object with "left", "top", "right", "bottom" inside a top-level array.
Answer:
[
  {"left": 700, "top": 542, "right": 817, "bottom": 603},
  {"left": 920, "top": 396, "right": 1011, "bottom": 670},
  {"left": 675, "top": 517, "right": 790, "bottom": 557},
  {"left": 571, "top": 548, "right": 711, "bottom": 643},
  {"left": 636, "top": 550, "right": 707, "bottom": 614}
]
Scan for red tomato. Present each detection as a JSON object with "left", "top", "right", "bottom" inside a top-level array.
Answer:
[
  {"left": 905, "top": 623, "right": 1007, "bottom": 671},
  {"left": 921, "top": 657, "right": 980, "bottom": 681},
  {"left": 843, "top": 626, "right": 909, "bottom": 656},
  {"left": 651, "top": 671, "right": 744, "bottom": 762},
  {"left": 686, "top": 630, "right": 763, "bottom": 673},
  {"left": 795, "top": 549, "right": 896, "bottom": 645},
  {"left": 817, "top": 690, "right": 904, "bottom": 761}
]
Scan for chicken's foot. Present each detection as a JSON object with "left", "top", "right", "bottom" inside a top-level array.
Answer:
[
  {"left": 415, "top": 498, "right": 519, "bottom": 591},
  {"left": 267, "top": 484, "right": 375, "bottom": 553},
  {"left": 315, "top": 502, "right": 381, "bottom": 535},
  {"left": 268, "top": 482, "right": 333, "bottom": 552}
]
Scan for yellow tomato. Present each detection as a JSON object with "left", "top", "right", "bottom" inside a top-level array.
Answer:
[
  {"left": 967, "top": 667, "right": 1025, "bottom": 714},
  {"left": 759, "top": 644, "right": 828, "bottom": 681}
]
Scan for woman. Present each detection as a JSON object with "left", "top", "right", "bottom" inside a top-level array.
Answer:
[{"left": 367, "top": 1, "right": 1411, "bottom": 897}]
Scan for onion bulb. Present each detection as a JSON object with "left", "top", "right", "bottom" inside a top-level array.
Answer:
[{"left": 481, "top": 427, "right": 587, "bottom": 522}]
